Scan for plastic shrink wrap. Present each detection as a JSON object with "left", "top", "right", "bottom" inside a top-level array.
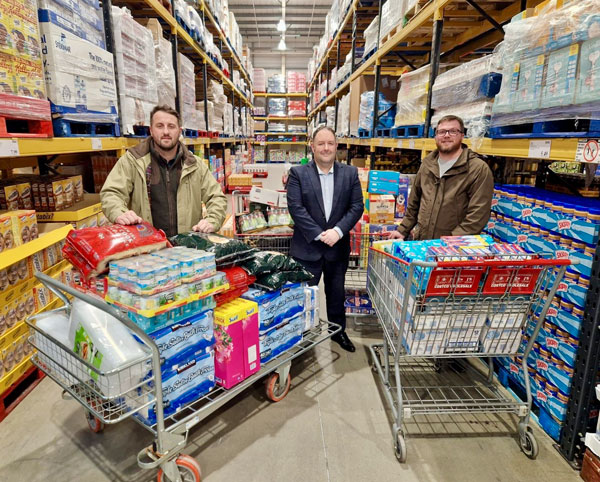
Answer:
[
  {"left": 177, "top": 53, "right": 196, "bottom": 129},
  {"left": 359, "top": 91, "right": 396, "bottom": 131},
  {"left": 267, "top": 74, "right": 285, "bottom": 94},
  {"left": 111, "top": 6, "right": 157, "bottom": 133},
  {"left": 394, "top": 64, "right": 430, "bottom": 127},
  {"left": 326, "top": 106, "right": 335, "bottom": 128},
  {"left": 208, "top": 80, "right": 226, "bottom": 132},
  {"left": 491, "top": 0, "right": 600, "bottom": 130},
  {"left": 268, "top": 98, "right": 287, "bottom": 117},
  {"left": 363, "top": 16, "right": 379, "bottom": 58},
  {"left": 336, "top": 92, "right": 350, "bottom": 136},
  {"left": 379, "top": 0, "right": 406, "bottom": 43}
]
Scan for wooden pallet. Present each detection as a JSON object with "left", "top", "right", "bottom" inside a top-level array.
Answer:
[
  {"left": 0, "top": 364, "right": 44, "bottom": 423},
  {"left": 382, "top": 25, "right": 400, "bottom": 45},
  {"left": 404, "top": 0, "right": 429, "bottom": 23},
  {"left": 0, "top": 115, "right": 53, "bottom": 138}
]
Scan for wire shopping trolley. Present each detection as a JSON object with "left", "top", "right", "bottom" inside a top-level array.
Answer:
[
  {"left": 366, "top": 244, "right": 570, "bottom": 463},
  {"left": 232, "top": 190, "right": 292, "bottom": 254},
  {"left": 345, "top": 230, "right": 393, "bottom": 326},
  {"left": 27, "top": 272, "right": 339, "bottom": 482}
]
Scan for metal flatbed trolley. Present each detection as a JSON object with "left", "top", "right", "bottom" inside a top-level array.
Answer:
[
  {"left": 366, "top": 244, "right": 570, "bottom": 463},
  {"left": 27, "top": 273, "right": 339, "bottom": 481},
  {"left": 232, "top": 190, "right": 292, "bottom": 254}
]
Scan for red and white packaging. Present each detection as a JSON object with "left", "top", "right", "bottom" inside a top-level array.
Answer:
[{"left": 62, "top": 222, "right": 168, "bottom": 279}]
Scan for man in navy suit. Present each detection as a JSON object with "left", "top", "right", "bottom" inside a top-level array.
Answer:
[{"left": 286, "top": 126, "right": 364, "bottom": 352}]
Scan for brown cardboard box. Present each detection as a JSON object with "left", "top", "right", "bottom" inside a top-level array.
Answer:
[
  {"left": 15, "top": 182, "right": 32, "bottom": 209},
  {"left": 71, "top": 175, "right": 83, "bottom": 203},
  {"left": 4, "top": 184, "right": 19, "bottom": 210},
  {"left": 138, "top": 18, "right": 163, "bottom": 43},
  {"left": 0, "top": 213, "right": 12, "bottom": 251},
  {"left": 62, "top": 178, "right": 74, "bottom": 208},
  {"left": 351, "top": 157, "right": 367, "bottom": 168},
  {"left": 349, "top": 75, "right": 399, "bottom": 136}
]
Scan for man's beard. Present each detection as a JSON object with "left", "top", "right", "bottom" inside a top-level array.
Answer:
[{"left": 156, "top": 137, "right": 178, "bottom": 150}]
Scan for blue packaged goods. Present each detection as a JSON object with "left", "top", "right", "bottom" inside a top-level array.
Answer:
[
  {"left": 259, "top": 314, "right": 304, "bottom": 363},
  {"left": 368, "top": 180, "right": 400, "bottom": 196},
  {"left": 126, "top": 297, "right": 215, "bottom": 333},
  {"left": 369, "top": 170, "right": 400, "bottom": 184},
  {"left": 241, "top": 282, "right": 305, "bottom": 332}
]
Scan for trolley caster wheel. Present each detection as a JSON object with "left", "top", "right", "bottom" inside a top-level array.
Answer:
[
  {"left": 394, "top": 430, "right": 407, "bottom": 463},
  {"left": 85, "top": 400, "right": 105, "bottom": 433},
  {"left": 266, "top": 372, "right": 291, "bottom": 402},
  {"left": 520, "top": 427, "right": 539, "bottom": 460},
  {"left": 157, "top": 454, "right": 202, "bottom": 482}
]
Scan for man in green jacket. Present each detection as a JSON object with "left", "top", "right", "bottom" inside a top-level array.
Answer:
[
  {"left": 390, "top": 115, "right": 494, "bottom": 240},
  {"left": 100, "top": 105, "right": 227, "bottom": 237}
]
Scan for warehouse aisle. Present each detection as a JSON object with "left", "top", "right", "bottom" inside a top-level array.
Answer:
[{"left": 0, "top": 325, "right": 580, "bottom": 482}]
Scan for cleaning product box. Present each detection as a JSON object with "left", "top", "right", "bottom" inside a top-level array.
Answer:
[
  {"left": 38, "top": 21, "right": 118, "bottom": 116},
  {"left": 369, "top": 180, "right": 399, "bottom": 196},
  {"left": 541, "top": 44, "right": 579, "bottom": 108},
  {"left": 513, "top": 55, "right": 545, "bottom": 112},
  {"left": 213, "top": 299, "right": 260, "bottom": 388},
  {"left": 259, "top": 314, "right": 303, "bottom": 363},
  {"left": 576, "top": 37, "right": 600, "bottom": 105}
]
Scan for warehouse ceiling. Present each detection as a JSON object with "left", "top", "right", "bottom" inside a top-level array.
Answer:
[{"left": 227, "top": 0, "right": 330, "bottom": 71}]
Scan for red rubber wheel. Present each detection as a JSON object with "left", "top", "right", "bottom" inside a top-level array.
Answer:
[
  {"left": 157, "top": 454, "right": 201, "bottom": 482},
  {"left": 266, "top": 372, "right": 291, "bottom": 402},
  {"left": 85, "top": 400, "right": 105, "bottom": 433}
]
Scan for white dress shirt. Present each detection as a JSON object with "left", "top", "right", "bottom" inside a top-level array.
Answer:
[{"left": 315, "top": 163, "right": 343, "bottom": 240}]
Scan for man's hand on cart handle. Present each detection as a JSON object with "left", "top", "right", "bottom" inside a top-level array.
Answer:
[
  {"left": 115, "top": 210, "right": 143, "bottom": 225},
  {"left": 388, "top": 230, "right": 404, "bottom": 240},
  {"left": 193, "top": 219, "right": 216, "bottom": 233},
  {"left": 321, "top": 229, "right": 340, "bottom": 247}
]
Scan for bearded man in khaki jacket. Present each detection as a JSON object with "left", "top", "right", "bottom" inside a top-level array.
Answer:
[
  {"left": 100, "top": 105, "right": 227, "bottom": 237},
  {"left": 390, "top": 115, "right": 494, "bottom": 241}
]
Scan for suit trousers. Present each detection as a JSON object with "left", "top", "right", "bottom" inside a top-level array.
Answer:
[{"left": 295, "top": 256, "right": 349, "bottom": 331}]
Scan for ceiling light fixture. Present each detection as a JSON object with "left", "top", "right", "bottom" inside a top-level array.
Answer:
[
  {"left": 276, "top": 18, "right": 286, "bottom": 32},
  {"left": 277, "top": 36, "right": 287, "bottom": 50}
]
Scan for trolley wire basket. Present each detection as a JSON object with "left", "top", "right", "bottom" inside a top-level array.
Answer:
[
  {"left": 232, "top": 190, "right": 292, "bottom": 254},
  {"left": 366, "top": 244, "right": 570, "bottom": 462}
]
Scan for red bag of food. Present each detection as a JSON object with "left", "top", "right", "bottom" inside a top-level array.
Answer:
[{"left": 63, "top": 223, "right": 167, "bottom": 278}]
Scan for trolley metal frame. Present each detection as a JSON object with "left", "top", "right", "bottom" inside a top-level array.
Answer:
[
  {"left": 27, "top": 272, "right": 339, "bottom": 481},
  {"left": 345, "top": 231, "right": 391, "bottom": 327},
  {"left": 366, "top": 246, "right": 570, "bottom": 463},
  {"left": 232, "top": 190, "right": 292, "bottom": 255}
]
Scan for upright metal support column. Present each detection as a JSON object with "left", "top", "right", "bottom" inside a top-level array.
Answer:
[
  {"left": 370, "top": 60, "right": 382, "bottom": 164},
  {"left": 171, "top": 29, "right": 180, "bottom": 110},
  {"left": 334, "top": 39, "right": 341, "bottom": 130},
  {"left": 559, "top": 246, "right": 600, "bottom": 466},
  {"left": 424, "top": 9, "right": 443, "bottom": 138},
  {"left": 350, "top": 9, "right": 357, "bottom": 73},
  {"left": 203, "top": 60, "right": 209, "bottom": 132},
  {"left": 376, "top": 0, "right": 383, "bottom": 50}
]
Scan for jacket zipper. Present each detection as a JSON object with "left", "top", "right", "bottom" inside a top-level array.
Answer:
[{"left": 166, "top": 168, "right": 176, "bottom": 237}]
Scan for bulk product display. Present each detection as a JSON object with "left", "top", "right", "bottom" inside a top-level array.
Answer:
[
  {"left": 367, "top": 235, "right": 570, "bottom": 462},
  {"left": 27, "top": 221, "right": 336, "bottom": 479},
  {"left": 485, "top": 185, "right": 600, "bottom": 437}
]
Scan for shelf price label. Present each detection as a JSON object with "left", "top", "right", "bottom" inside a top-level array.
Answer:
[
  {"left": 91, "top": 138, "right": 103, "bottom": 150},
  {"left": 528, "top": 140, "right": 551, "bottom": 159},
  {"left": 575, "top": 139, "right": 600, "bottom": 163},
  {"left": 0, "top": 139, "right": 19, "bottom": 157},
  {"left": 378, "top": 138, "right": 384, "bottom": 147},
  {"left": 408, "top": 139, "right": 415, "bottom": 149},
  {"left": 397, "top": 140, "right": 403, "bottom": 149}
]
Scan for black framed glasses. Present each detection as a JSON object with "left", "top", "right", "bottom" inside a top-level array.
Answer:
[{"left": 435, "top": 128, "right": 463, "bottom": 137}]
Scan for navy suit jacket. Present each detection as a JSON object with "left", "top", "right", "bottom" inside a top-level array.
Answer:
[{"left": 286, "top": 160, "right": 364, "bottom": 262}]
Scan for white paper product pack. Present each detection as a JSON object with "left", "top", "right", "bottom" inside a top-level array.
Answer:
[
  {"left": 177, "top": 53, "right": 196, "bottom": 129},
  {"left": 39, "top": 21, "right": 118, "bottom": 118}
]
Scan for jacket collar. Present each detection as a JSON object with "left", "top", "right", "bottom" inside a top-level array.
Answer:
[{"left": 422, "top": 144, "right": 473, "bottom": 178}]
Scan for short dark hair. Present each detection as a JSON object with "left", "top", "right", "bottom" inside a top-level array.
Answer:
[
  {"left": 436, "top": 115, "right": 464, "bottom": 133},
  {"left": 311, "top": 125, "right": 337, "bottom": 142},
  {"left": 150, "top": 105, "right": 181, "bottom": 126}
]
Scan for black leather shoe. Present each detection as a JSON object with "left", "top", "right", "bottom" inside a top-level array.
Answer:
[{"left": 331, "top": 331, "right": 356, "bottom": 353}]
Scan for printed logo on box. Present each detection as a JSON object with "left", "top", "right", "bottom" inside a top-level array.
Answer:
[
  {"left": 517, "top": 234, "right": 528, "bottom": 243},
  {"left": 537, "top": 390, "right": 548, "bottom": 403},
  {"left": 537, "top": 359, "right": 549, "bottom": 371},
  {"left": 510, "top": 363, "right": 519, "bottom": 374},
  {"left": 488, "top": 222, "right": 496, "bottom": 229},
  {"left": 557, "top": 219, "right": 572, "bottom": 230},
  {"left": 491, "top": 199, "right": 499, "bottom": 207},
  {"left": 558, "top": 282, "right": 568, "bottom": 292},
  {"left": 521, "top": 208, "right": 532, "bottom": 218},
  {"left": 547, "top": 307, "right": 558, "bottom": 317},
  {"left": 555, "top": 250, "right": 569, "bottom": 259},
  {"left": 546, "top": 337, "right": 560, "bottom": 349}
]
